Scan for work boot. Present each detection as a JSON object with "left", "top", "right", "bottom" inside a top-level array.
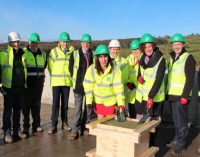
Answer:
[
  {"left": 171, "top": 147, "right": 185, "bottom": 156},
  {"left": 67, "top": 131, "right": 78, "bottom": 140},
  {"left": 18, "top": 131, "right": 27, "bottom": 139},
  {"left": 36, "top": 127, "right": 43, "bottom": 132},
  {"left": 4, "top": 135, "right": 13, "bottom": 143},
  {"left": 166, "top": 141, "right": 177, "bottom": 149},
  {"left": 61, "top": 123, "right": 71, "bottom": 131},
  {"left": 22, "top": 128, "right": 29, "bottom": 137},
  {"left": 83, "top": 128, "right": 90, "bottom": 136},
  {"left": 48, "top": 127, "right": 57, "bottom": 134}
]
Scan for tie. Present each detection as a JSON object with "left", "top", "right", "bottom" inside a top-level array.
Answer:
[{"left": 84, "top": 53, "right": 89, "bottom": 68}]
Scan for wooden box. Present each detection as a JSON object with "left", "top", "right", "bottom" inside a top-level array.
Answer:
[{"left": 86, "top": 116, "right": 160, "bottom": 157}]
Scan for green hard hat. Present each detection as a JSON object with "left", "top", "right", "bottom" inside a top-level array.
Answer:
[
  {"left": 59, "top": 32, "right": 70, "bottom": 42},
  {"left": 140, "top": 33, "right": 155, "bottom": 44},
  {"left": 80, "top": 34, "right": 92, "bottom": 43},
  {"left": 28, "top": 33, "right": 40, "bottom": 42},
  {"left": 170, "top": 33, "right": 185, "bottom": 43},
  {"left": 130, "top": 39, "right": 140, "bottom": 50},
  {"left": 95, "top": 44, "right": 110, "bottom": 56}
]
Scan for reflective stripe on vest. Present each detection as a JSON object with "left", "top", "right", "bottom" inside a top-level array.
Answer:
[{"left": 72, "top": 50, "right": 79, "bottom": 88}]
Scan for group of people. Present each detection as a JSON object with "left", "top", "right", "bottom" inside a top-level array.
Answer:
[{"left": 0, "top": 31, "right": 199, "bottom": 156}]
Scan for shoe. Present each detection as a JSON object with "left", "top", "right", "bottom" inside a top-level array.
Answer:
[
  {"left": 166, "top": 141, "right": 177, "bottom": 149},
  {"left": 18, "top": 131, "right": 27, "bottom": 139},
  {"left": 36, "top": 127, "right": 43, "bottom": 132},
  {"left": 171, "top": 148, "right": 185, "bottom": 156},
  {"left": 4, "top": 135, "right": 13, "bottom": 143},
  {"left": 83, "top": 128, "right": 89, "bottom": 136},
  {"left": 67, "top": 131, "right": 78, "bottom": 140},
  {"left": 48, "top": 127, "right": 57, "bottom": 134},
  {"left": 62, "top": 123, "right": 71, "bottom": 131},
  {"left": 22, "top": 128, "right": 29, "bottom": 137}
]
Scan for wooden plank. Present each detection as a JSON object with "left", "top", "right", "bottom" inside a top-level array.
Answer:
[
  {"left": 96, "top": 136, "right": 135, "bottom": 157},
  {"left": 139, "top": 146, "right": 159, "bottom": 157},
  {"left": 135, "top": 120, "right": 160, "bottom": 133},
  {"left": 126, "top": 117, "right": 140, "bottom": 122},
  {"left": 97, "top": 123, "right": 135, "bottom": 134},
  {"left": 95, "top": 128, "right": 140, "bottom": 143},
  {"left": 86, "top": 115, "right": 115, "bottom": 129}
]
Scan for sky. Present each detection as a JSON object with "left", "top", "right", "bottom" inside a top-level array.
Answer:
[{"left": 0, "top": 0, "right": 200, "bottom": 42}]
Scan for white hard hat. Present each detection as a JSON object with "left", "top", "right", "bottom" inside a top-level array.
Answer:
[
  {"left": 108, "top": 39, "right": 121, "bottom": 48},
  {"left": 8, "top": 32, "right": 21, "bottom": 42}
]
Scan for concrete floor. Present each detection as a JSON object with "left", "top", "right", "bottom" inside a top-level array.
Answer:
[{"left": 0, "top": 98, "right": 200, "bottom": 157}]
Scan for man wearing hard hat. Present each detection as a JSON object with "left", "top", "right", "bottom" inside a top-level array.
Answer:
[
  {"left": 166, "top": 33, "right": 196, "bottom": 155},
  {"left": 68, "top": 34, "right": 94, "bottom": 140},
  {"left": 48, "top": 32, "right": 74, "bottom": 134},
  {"left": 0, "top": 32, "right": 27, "bottom": 143},
  {"left": 22, "top": 33, "right": 47, "bottom": 136},
  {"left": 108, "top": 39, "right": 129, "bottom": 115}
]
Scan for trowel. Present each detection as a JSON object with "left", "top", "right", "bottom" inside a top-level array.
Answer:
[
  {"left": 138, "top": 109, "right": 150, "bottom": 124},
  {"left": 115, "top": 106, "right": 126, "bottom": 122}
]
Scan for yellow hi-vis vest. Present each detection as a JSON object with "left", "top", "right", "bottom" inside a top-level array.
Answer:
[
  {"left": 136, "top": 57, "right": 165, "bottom": 103},
  {"left": 167, "top": 52, "right": 191, "bottom": 96},
  {"left": 126, "top": 54, "right": 140, "bottom": 104},
  {"left": 0, "top": 45, "right": 26, "bottom": 88},
  {"left": 113, "top": 55, "right": 129, "bottom": 85},
  {"left": 48, "top": 45, "right": 74, "bottom": 87},
  {"left": 72, "top": 50, "right": 80, "bottom": 89},
  {"left": 23, "top": 48, "right": 46, "bottom": 78},
  {"left": 83, "top": 64, "right": 125, "bottom": 107}
]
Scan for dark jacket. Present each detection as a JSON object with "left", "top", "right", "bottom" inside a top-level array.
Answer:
[
  {"left": 139, "top": 47, "right": 166, "bottom": 99},
  {"left": 167, "top": 48, "right": 196, "bottom": 101},
  {"left": 69, "top": 48, "right": 93, "bottom": 95},
  {"left": 12, "top": 48, "right": 25, "bottom": 88},
  {"left": 25, "top": 47, "right": 47, "bottom": 88},
  {"left": 198, "top": 68, "right": 200, "bottom": 92}
]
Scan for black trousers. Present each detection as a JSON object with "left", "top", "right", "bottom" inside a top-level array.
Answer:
[
  {"left": 22, "top": 88, "right": 43, "bottom": 131},
  {"left": 128, "top": 103, "right": 136, "bottom": 118},
  {"left": 2, "top": 87, "right": 24, "bottom": 135},
  {"left": 51, "top": 86, "right": 70, "bottom": 127},
  {"left": 135, "top": 100, "right": 163, "bottom": 117},
  {"left": 170, "top": 101, "right": 188, "bottom": 150}
]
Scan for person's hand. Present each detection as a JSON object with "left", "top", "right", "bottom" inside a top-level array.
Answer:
[
  {"left": 146, "top": 98, "right": 154, "bottom": 109},
  {"left": 138, "top": 76, "right": 145, "bottom": 84},
  {"left": 127, "top": 82, "right": 135, "bottom": 90},
  {"left": 180, "top": 98, "right": 188, "bottom": 105}
]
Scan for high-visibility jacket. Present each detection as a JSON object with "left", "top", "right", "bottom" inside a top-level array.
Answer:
[
  {"left": 113, "top": 55, "right": 129, "bottom": 84},
  {"left": 126, "top": 54, "right": 140, "bottom": 104},
  {"left": 83, "top": 64, "right": 125, "bottom": 107},
  {"left": 198, "top": 91, "right": 200, "bottom": 97},
  {"left": 136, "top": 57, "right": 165, "bottom": 102},
  {"left": 167, "top": 52, "right": 191, "bottom": 96},
  {"left": 72, "top": 50, "right": 80, "bottom": 89},
  {"left": 0, "top": 45, "right": 26, "bottom": 88},
  {"left": 48, "top": 45, "right": 74, "bottom": 87},
  {"left": 23, "top": 47, "right": 46, "bottom": 88}
]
